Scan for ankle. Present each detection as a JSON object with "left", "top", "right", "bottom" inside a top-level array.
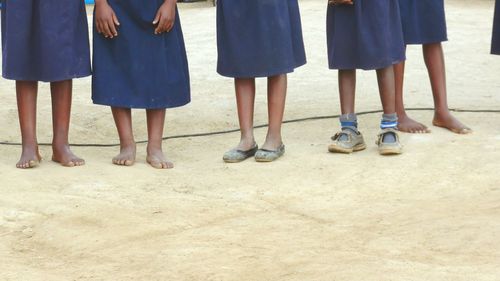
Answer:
[
  {"left": 239, "top": 136, "right": 256, "bottom": 145},
  {"left": 120, "top": 141, "right": 136, "bottom": 150},
  {"left": 52, "top": 140, "right": 69, "bottom": 149},
  {"left": 147, "top": 144, "right": 162, "bottom": 153}
]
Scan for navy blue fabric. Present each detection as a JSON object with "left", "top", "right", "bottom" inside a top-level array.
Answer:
[
  {"left": 398, "top": 0, "right": 448, "bottom": 45},
  {"left": 492, "top": 0, "right": 500, "bottom": 55},
  {"left": 1, "top": 0, "right": 91, "bottom": 82},
  {"left": 327, "top": 0, "right": 405, "bottom": 70},
  {"left": 92, "top": 0, "right": 190, "bottom": 109},
  {"left": 216, "top": 0, "right": 306, "bottom": 78}
]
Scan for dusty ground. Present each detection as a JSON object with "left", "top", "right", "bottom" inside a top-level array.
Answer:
[{"left": 1, "top": 0, "right": 500, "bottom": 280}]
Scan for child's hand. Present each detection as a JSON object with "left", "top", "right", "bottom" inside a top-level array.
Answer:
[
  {"left": 95, "top": 0, "right": 120, "bottom": 38},
  {"left": 153, "top": 0, "right": 177, "bottom": 34},
  {"left": 329, "top": 0, "right": 354, "bottom": 5}
]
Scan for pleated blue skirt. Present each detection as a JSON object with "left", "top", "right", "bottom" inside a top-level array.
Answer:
[
  {"left": 398, "top": 0, "right": 448, "bottom": 45},
  {"left": 1, "top": 0, "right": 91, "bottom": 82},
  {"left": 216, "top": 0, "right": 307, "bottom": 78},
  {"left": 492, "top": 0, "right": 500, "bottom": 55},
  {"left": 327, "top": 0, "right": 405, "bottom": 70},
  {"left": 92, "top": 0, "right": 190, "bottom": 109}
]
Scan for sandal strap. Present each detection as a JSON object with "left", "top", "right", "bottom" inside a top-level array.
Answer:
[
  {"left": 377, "top": 128, "right": 400, "bottom": 144},
  {"left": 331, "top": 131, "right": 352, "bottom": 141}
]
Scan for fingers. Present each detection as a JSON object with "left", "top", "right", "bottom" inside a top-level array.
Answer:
[
  {"left": 154, "top": 13, "right": 164, "bottom": 34},
  {"left": 154, "top": 15, "right": 175, "bottom": 34},
  {"left": 112, "top": 13, "right": 120, "bottom": 27},
  {"left": 108, "top": 16, "right": 118, "bottom": 37},
  {"left": 96, "top": 20, "right": 103, "bottom": 35},
  {"left": 153, "top": 12, "right": 161, "bottom": 26},
  {"left": 102, "top": 20, "right": 113, "bottom": 38}
]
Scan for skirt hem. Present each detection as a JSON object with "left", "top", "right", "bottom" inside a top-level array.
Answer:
[
  {"left": 2, "top": 71, "right": 91, "bottom": 83},
  {"left": 92, "top": 99, "right": 191, "bottom": 110},
  {"left": 329, "top": 58, "right": 405, "bottom": 71},
  {"left": 217, "top": 61, "right": 306, "bottom": 79}
]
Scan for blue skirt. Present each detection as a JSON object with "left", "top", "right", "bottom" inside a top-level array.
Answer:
[
  {"left": 92, "top": 1, "right": 190, "bottom": 109},
  {"left": 398, "top": 0, "right": 448, "bottom": 45},
  {"left": 1, "top": 0, "right": 91, "bottom": 82},
  {"left": 327, "top": 0, "right": 405, "bottom": 70},
  {"left": 216, "top": 0, "right": 307, "bottom": 78},
  {"left": 492, "top": 0, "right": 500, "bottom": 55}
]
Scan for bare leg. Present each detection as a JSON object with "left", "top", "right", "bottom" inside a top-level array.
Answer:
[
  {"left": 50, "top": 80, "right": 84, "bottom": 167},
  {"left": 394, "top": 59, "right": 430, "bottom": 133},
  {"left": 16, "top": 81, "right": 41, "bottom": 169},
  {"left": 146, "top": 109, "right": 172, "bottom": 169},
  {"left": 111, "top": 107, "right": 136, "bottom": 166},
  {"left": 424, "top": 43, "right": 471, "bottom": 134},
  {"left": 233, "top": 78, "right": 257, "bottom": 151},
  {"left": 338, "top": 70, "right": 356, "bottom": 114},
  {"left": 377, "top": 66, "right": 399, "bottom": 144},
  {"left": 377, "top": 66, "right": 397, "bottom": 114},
  {"left": 262, "top": 74, "right": 287, "bottom": 150}
]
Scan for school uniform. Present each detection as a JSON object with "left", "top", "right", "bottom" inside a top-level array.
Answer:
[
  {"left": 92, "top": 0, "right": 190, "bottom": 109},
  {"left": 492, "top": 0, "right": 500, "bottom": 55},
  {"left": 327, "top": 0, "right": 405, "bottom": 70},
  {"left": 216, "top": 0, "right": 307, "bottom": 78},
  {"left": 398, "top": 0, "right": 448, "bottom": 45},
  {"left": 1, "top": 0, "right": 91, "bottom": 82}
]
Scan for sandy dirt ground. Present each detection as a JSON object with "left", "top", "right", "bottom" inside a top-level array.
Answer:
[{"left": 1, "top": 0, "right": 500, "bottom": 280}]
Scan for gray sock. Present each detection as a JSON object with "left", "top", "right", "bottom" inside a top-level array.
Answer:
[{"left": 339, "top": 113, "right": 358, "bottom": 141}]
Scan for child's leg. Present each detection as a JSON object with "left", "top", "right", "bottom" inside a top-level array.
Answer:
[
  {"left": 376, "top": 66, "right": 399, "bottom": 144},
  {"left": 338, "top": 70, "right": 356, "bottom": 115},
  {"left": 377, "top": 66, "right": 397, "bottom": 115},
  {"left": 50, "top": 80, "right": 85, "bottom": 167},
  {"left": 262, "top": 74, "right": 287, "bottom": 150},
  {"left": 394, "top": 59, "right": 430, "bottom": 133},
  {"left": 234, "top": 78, "right": 257, "bottom": 150},
  {"left": 111, "top": 108, "right": 136, "bottom": 166},
  {"left": 423, "top": 43, "right": 471, "bottom": 134},
  {"left": 328, "top": 69, "right": 367, "bottom": 154},
  {"left": 16, "top": 81, "right": 41, "bottom": 169},
  {"left": 145, "top": 109, "right": 172, "bottom": 169}
]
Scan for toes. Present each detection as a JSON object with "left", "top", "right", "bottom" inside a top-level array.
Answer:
[
  {"left": 459, "top": 128, "right": 473, "bottom": 134},
  {"left": 165, "top": 162, "right": 174, "bottom": 169},
  {"left": 124, "top": 160, "right": 134, "bottom": 166},
  {"left": 148, "top": 160, "right": 163, "bottom": 169}
]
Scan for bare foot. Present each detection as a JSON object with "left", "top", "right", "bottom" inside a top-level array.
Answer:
[
  {"left": 146, "top": 148, "right": 173, "bottom": 169},
  {"left": 261, "top": 137, "right": 283, "bottom": 151},
  {"left": 16, "top": 147, "right": 42, "bottom": 169},
  {"left": 397, "top": 114, "right": 431, "bottom": 134},
  {"left": 234, "top": 138, "right": 257, "bottom": 151},
  {"left": 112, "top": 145, "right": 136, "bottom": 166},
  {"left": 52, "top": 144, "right": 85, "bottom": 167},
  {"left": 432, "top": 111, "right": 472, "bottom": 134}
]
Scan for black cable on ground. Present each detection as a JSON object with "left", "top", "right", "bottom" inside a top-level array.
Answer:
[{"left": 0, "top": 107, "right": 498, "bottom": 148}]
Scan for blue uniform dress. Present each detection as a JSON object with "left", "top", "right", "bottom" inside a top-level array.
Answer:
[
  {"left": 327, "top": 0, "right": 405, "bottom": 70},
  {"left": 492, "top": 0, "right": 500, "bottom": 55},
  {"left": 92, "top": 0, "right": 190, "bottom": 109},
  {"left": 216, "top": 0, "right": 307, "bottom": 78},
  {"left": 1, "top": 0, "right": 91, "bottom": 82},
  {"left": 398, "top": 0, "right": 448, "bottom": 45}
]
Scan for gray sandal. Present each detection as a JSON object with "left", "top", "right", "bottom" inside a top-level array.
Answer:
[
  {"left": 376, "top": 128, "right": 403, "bottom": 155},
  {"left": 255, "top": 144, "right": 285, "bottom": 162},
  {"left": 328, "top": 129, "right": 366, "bottom": 153},
  {"left": 223, "top": 144, "right": 258, "bottom": 163}
]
